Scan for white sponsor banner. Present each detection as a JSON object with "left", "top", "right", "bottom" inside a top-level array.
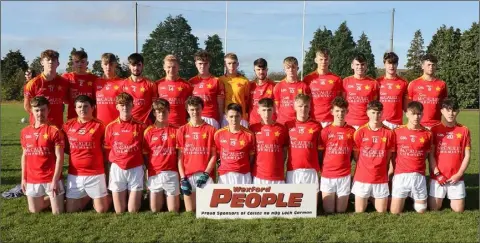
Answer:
[{"left": 196, "top": 184, "right": 317, "bottom": 219}]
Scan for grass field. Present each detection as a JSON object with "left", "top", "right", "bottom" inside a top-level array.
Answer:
[{"left": 1, "top": 102, "right": 478, "bottom": 243}]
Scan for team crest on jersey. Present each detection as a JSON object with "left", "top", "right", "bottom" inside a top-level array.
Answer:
[
  {"left": 426, "top": 85, "right": 432, "bottom": 91},
  {"left": 199, "top": 83, "right": 204, "bottom": 89},
  {"left": 387, "top": 83, "right": 393, "bottom": 90},
  {"left": 355, "top": 83, "right": 362, "bottom": 91},
  {"left": 78, "top": 128, "right": 86, "bottom": 135},
  {"left": 162, "top": 133, "right": 167, "bottom": 141},
  {"left": 410, "top": 135, "right": 416, "bottom": 142},
  {"left": 320, "top": 80, "right": 326, "bottom": 85},
  {"left": 168, "top": 85, "right": 174, "bottom": 91},
  {"left": 230, "top": 139, "right": 236, "bottom": 146}
]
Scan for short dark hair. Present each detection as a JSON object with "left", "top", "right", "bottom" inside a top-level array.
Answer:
[
  {"left": 253, "top": 58, "right": 268, "bottom": 68},
  {"left": 352, "top": 53, "right": 367, "bottom": 64},
  {"left": 194, "top": 50, "right": 211, "bottom": 62},
  {"left": 30, "top": 96, "right": 50, "bottom": 107},
  {"left": 72, "top": 50, "right": 88, "bottom": 60},
  {"left": 383, "top": 52, "right": 399, "bottom": 65},
  {"left": 152, "top": 98, "right": 170, "bottom": 112},
  {"left": 226, "top": 103, "right": 243, "bottom": 115},
  {"left": 422, "top": 54, "right": 438, "bottom": 64},
  {"left": 128, "top": 53, "right": 144, "bottom": 65},
  {"left": 40, "top": 49, "right": 59, "bottom": 62},
  {"left": 74, "top": 95, "right": 95, "bottom": 107},
  {"left": 116, "top": 92, "right": 134, "bottom": 105},
  {"left": 441, "top": 97, "right": 460, "bottom": 111},
  {"left": 367, "top": 100, "right": 383, "bottom": 112},
  {"left": 331, "top": 96, "right": 348, "bottom": 109},
  {"left": 407, "top": 101, "right": 424, "bottom": 113},
  {"left": 186, "top": 96, "right": 204, "bottom": 109},
  {"left": 258, "top": 98, "right": 274, "bottom": 108}
]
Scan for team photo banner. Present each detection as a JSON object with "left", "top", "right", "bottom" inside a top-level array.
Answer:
[{"left": 196, "top": 184, "right": 317, "bottom": 219}]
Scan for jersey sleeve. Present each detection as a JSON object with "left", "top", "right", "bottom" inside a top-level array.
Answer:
[
  {"left": 217, "top": 79, "right": 225, "bottom": 98},
  {"left": 464, "top": 128, "right": 471, "bottom": 150},
  {"left": 407, "top": 80, "right": 415, "bottom": 100},
  {"left": 387, "top": 130, "right": 396, "bottom": 152},
  {"left": 176, "top": 127, "right": 184, "bottom": 149},
  {"left": 20, "top": 129, "right": 26, "bottom": 149},
  {"left": 317, "top": 126, "right": 324, "bottom": 150},
  {"left": 142, "top": 129, "right": 151, "bottom": 155},
  {"left": 214, "top": 130, "right": 221, "bottom": 152},
  {"left": 51, "top": 128, "right": 65, "bottom": 148},
  {"left": 104, "top": 125, "right": 112, "bottom": 149},
  {"left": 24, "top": 80, "right": 36, "bottom": 98},
  {"left": 353, "top": 128, "right": 362, "bottom": 151},
  {"left": 320, "top": 127, "right": 328, "bottom": 149},
  {"left": 248, "top": 132, "right": 255, "bottom": 156}
]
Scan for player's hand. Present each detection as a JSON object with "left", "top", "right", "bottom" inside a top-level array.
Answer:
[
  {"left": 434, "top": 172, "right": 448, "bottom": 186},
  {"left": 196, "top": 172, "right": 210, "bottom": 188},
  {"left": 180, "top": 177, "right": 192, "bottom": 196},
  {"left": 446, "top": 173, "right": 462, "bottom": 185},
  {"left": 21, "top": 179, "right": 27, "bottom": 193},
  {"left": 50, "top": 180, "right": 58, "bottom": 197}
]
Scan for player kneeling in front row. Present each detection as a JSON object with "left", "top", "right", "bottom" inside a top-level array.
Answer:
[
  {"left": 250, "top": 98, "right": 288, "bottom": 184},
  {"left": 214, "top": 103, "right": 255, "bottom": 184},
  {"left": 429, "top": 98, "right": 471, "bottom": 213},
  {"left": 21, "top": 96, "right": 65, "bottom": 214},
  {"left": 352, "top": 100, "right": 395, "bottom": 213},
  {"left": 143, "top": 98, "right": 180, "bottom": 212},
  {"left": 177, "top": 96, "right": 217, "bottom": 212},
  {"left": 105, "top": 92, "right": 147, "bottom": 213},
  {"left": 63, "top": 95, "right": 110, "bottom": 213},
  {"left": 320, "top": 96, "right": 356, "bottom": 213}
]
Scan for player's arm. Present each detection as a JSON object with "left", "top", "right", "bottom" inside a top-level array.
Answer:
[
  {"left": 20, "top": 149, "right": 27, "bottom": 193},
  {"left": 177, "top": 148, "right": 185, "bottom": 178},
  {"left": 52, "top": 143, "right": 65, "bottom": 197},
  {"left": 386, "top": 151, "right": 394, "bottom": 180},
  {"left": 447, "top": 148, "right": 470, "bottom": 184},
  {"left": 205, "top": 147, "right": 217, "bottom": 175},
  {"left": 23, "top": 97, "right": 32, "bottom": 113}
]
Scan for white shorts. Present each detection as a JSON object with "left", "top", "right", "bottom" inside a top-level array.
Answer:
[
  {"left": 202, "top": 117, "right": 220, "bottom": 130},
  {"left": 320, "top": 175, "right": 351, "bottom": 196},
  {"left": 218, "top": 172, "right": 252, "bottom": 184},
  {"left": 147, "top": 171, "right": 180, "bottom": 196},
  {"left": 351, "top": 181, "right": 389, "bottom": 199},
  {"left": 252, "top": 177, "right": 285, "bottom": 184},
  {"left": 221, "top": 117, "right": 249, "bottom": 128},
  {"left": 320, "top": 122, "right": 332, "bottom": 128},
  {"left": 26, "top": 180, "right": 65, "bottom": 197},
  {"left": 66, "top": 174, "right": 108, "bottom": 199},
  {"left": 188, "top": 172, "right": 214, "bottom": 192},
  {"left": 391, "top": 172, "right": 427, "bottom": 200},
  {"left": 108, "top": 163, "right": 144, "bottom": 192},
  {"left": 429, "top": 180, "right": 466, "bottom": 200},
  {"left": 382, "top": 120, "right": 400, "bottom": 130},
  {"left": 286, "top": 169, "right": 319, "bottom": 192}
]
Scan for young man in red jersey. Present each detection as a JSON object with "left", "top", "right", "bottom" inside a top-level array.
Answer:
[
  {"left": 63, "top": 95, "right": 110, "bottom": 213},
  {"left": 177, "top": 96, "right": 217, "bottom": 212},
  {"left": 429, "top": 98, "right": 471, "bottom": 212},
  {"left": 62, "top": 50, "right": 98, "bottom": 120},
  {"left": 24, "top": 50, "right": 69, "bottom": 128},
  {"left": 157, "top": 55, "right": 193, "bottom": 128},
  {"left": 123, "top": 53, "right": 158, "bottom": 124},
  {"left": 104, "top": 92, "right": 147, "bottom": 213},
  {"left": 21, "top": 96, "right": 65, "bottom": 214},
  {"left": 95, "top": 53, "right": 125, "bottom": 125},
  {"left": 407, "top": 54, "right": 447, "bottom": 129},
  {"left": 320, "top": 96, "right": 356, "bottom": 213},
  {"left": 352, "top": 100, "right": 396, "bottom": 213},
  {"left": 143, "top": 99, "right": 180, "bottom": 212},
  {"left": 248, "top": 58, "right": 276, "bottom": 125},
  {"left": 189, "top": 50, "right": 225, "bottom": 129},
  {"left": 342, "top": 53, "right": 379, "bottom": 130},
  {"left": 250, "top": 98, "right": 288, "bottom": 184},
  {"left": 274, "top": 57, "right": 311, "bottom": 124},
  {"left": 214, "top": 103, "right": 255, "bottom": 184},
  {"left": 390, "top": 101, "right": 433, "bottom": 214},
  {"left": 303, "top": 48, "right": 342, "bottom": 128},
  {"left": 285, "top": 94, "right": 323, "bottom": 193},
  {"left": 378, "top": 52, "right": 408, "bottom": 130}
]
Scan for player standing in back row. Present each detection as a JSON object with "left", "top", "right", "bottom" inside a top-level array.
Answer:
[{"left": 248, "top": 58, "right": 277, "bottom": 125}]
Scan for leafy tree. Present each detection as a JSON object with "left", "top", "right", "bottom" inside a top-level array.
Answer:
[
  {"left": 1, "top": 50, "right": 28, "bottom": 100},
  {"left": 455, "top": 22, "right": 479, "bottom": 108},
  {"left": 355, "top": 32, "right": 376, "bottom": 78},
  {"left": 29, "top": 57, "right": 43, "bottom": 76},
  {"left": 204, "top": 34, "right": 225, "bottom": 77},
  {"left": 267, "top": 71, "right": 286, "bottom": 82},
  {"left": 303, "top": 26, "right": 334, "bottom": 75},
  {"left": 1, "top": 68, "right": 26, "bottom": 101},
  {"left": 330, "top": 22, "right": 356, "bottom": 78},
  {"left": 404, "top": 30, "right": 425, "bottom": 81},
  {"left": 66, "top": 47, "right": 84, "bottom": 72}
]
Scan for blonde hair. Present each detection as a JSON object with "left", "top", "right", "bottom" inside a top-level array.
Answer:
[
  {"left": 163, "top": 54, "right": 178, "bottom": 64},
  {"left": 224, "top": 53, "right": 238, "bottom": 62},
  {"left": 283, "top": 56, "right": 298, "bottom": 67}
]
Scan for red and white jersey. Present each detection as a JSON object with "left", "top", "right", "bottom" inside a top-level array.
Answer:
[
  {"left": 393, "top": 125, "right": 433, "bottom": 176},
  {"left": 104, "top": 118, "right": 147, "bottom": 170},
  {"left": 378, "top": 76, "right": 408, "bottom": 125},
  {"left": 342, "top": 76, "right": 379, "bottom": 126},
  {"left": 24, "top": 74, "right": 69, "bottom": 128},
  {"left": 407, "top": 76, "right": 448, "bottom": 127},
  {"left": 273, "top": 80, "right": 311, "bottom": 124},
  {"left": 95, "top": 77, "right": 124, "bottom": 125},
  {"left": 430, "top": 123, "right": 471, "bottom": 180},
  {"left": 248, "top": 80, "right": 276, "bottom": 125},
  {"left": 320, "top": 123, "right": 356, "bottom": 178},
  {"left": 188, "top": 75, "right": 225, "bottom": 121},
  {"left": 353, "top": 124, "right": 395, "bottom": 183},
  {"left": 303, "top": 71, "right": 342, "bottom": 123},
  {"left": 63, "top": 118, "right": 105, "bottom": 176},
  {"left": 250, "top": 122, "right": 288, "bottom": 181},
  {"left": 122, "top": 77, "right": 158, "bottom": 124},
  {"left": 156, "top": 78, "right": 193, "bottom": 127},
  {"left": 214, "top": 127, "right": 255, "bottom": 175},
  {"left": 285, "top": 119, "right": 323, "bottom": 172},
  {"left": 20, "top": 123, "right": 64, "bottom": 183},
  {"left": 176, "top": 122, "right": 217, "bottom": 178},
  {"left": 143, "top": 124, "right": 178, "bottom": 177},
  {"left": 62, "top": 72, "right": 98, "bottom": 120}
]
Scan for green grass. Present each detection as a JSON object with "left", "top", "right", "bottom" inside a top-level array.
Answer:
[{"left": 1, "top": 102, "right": 478, "bottom": 243}]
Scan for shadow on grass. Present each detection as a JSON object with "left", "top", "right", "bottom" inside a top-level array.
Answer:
[
  {"left": 0, "top": 143, "right": 21, "bottom": 147},
  {"left": 1, "top": 176, "right": 20, "bottom": 186}
]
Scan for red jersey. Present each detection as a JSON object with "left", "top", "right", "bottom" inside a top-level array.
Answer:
[
  {"left": 250, "top": 122, "right": 288, "bottom": 181},
  {"left": 24, "top": 74, "right": 69, "bottom": 128},
  {"left": 430, "top": 123, "right": 471, "bottom": 180},
  {"left": 95, "top": 77, "right": 125, "bottom": 125},
  {"left": 176, "top": 122, "right": 217, "bottom": 178},
  {"left": 123, "top": 77, "right": 158, "bottom": 124},
  {"left": 320, "top": 123, "right": 356, "bottom": 178},
  {"left": 353, "top": 124, "right": 395, "bottom": 183},
  {"left": 273, "top": 80, "right": 311, "bottom": 124},
  {"left": 214, "top": 127, "right": 255, "bottom": 175},
  {"left": 248, "top": 80, "right": 276, "bottom": 124},
  {"left": 143, "top": 124, "right": 178, "bottom": 177},
  {"left": 189, "top": 75, "right": 225, "bottom": 121},
  {"left": 62, "top": 72, "right": 98, "bottom": 119},
  {"left": 342, "top": 76, "right": 379, "bottom": 126},
  {"left": 378, "top": 76, "right": 408, "bottom": 125},
  {"left": 157, "top": 78, "right": 193, "bottom": 127},
  {"left": 20, "top": 124, "right": 64, "bottom": 183},
  {"left": 63, "top": 118, "right": 105, "bottom": 176},
  {"left": 104, "top": 118, "right": 147, "bottom": 170},
  {"left": 303, "top": 71, "right": 343, "bottom": 122},
  {"left": 407, "top": 76, "right": 447, "bottom": 127},
  {"left": 285, "top": 119, "right": 323, "bottom": 172},
  {"left": 393, "top": 126, "right": 433, "bottom": 175}
]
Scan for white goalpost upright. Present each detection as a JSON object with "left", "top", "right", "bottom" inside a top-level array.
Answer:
[{"left": 301, "top": 0, "right": 306, "bottom": 80}]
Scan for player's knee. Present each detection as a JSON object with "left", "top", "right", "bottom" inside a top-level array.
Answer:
[
  {"left": 28, "top": 206, "right": 42, "bottom": 213},
  {"left": 451, "top": 204, "right": 464, "bottom": 213},
  {"left": 414, "top": 202, "right": 427, "bottom": 213}
]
